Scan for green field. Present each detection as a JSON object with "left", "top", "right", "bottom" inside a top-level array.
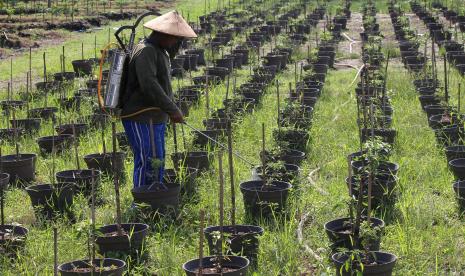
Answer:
[{"left": 1, "top": 0, "right": 465, "bottom": 275}]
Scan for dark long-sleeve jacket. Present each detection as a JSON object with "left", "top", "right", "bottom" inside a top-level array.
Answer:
[{"left": 120, "top": 40, "right": 180, "bottom": 123}]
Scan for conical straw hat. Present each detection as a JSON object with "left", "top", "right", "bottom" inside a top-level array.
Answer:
[{"left": 143, "top": 10, "right": 197, "bottom": 39}]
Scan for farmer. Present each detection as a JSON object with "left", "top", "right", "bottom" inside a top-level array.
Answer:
[{"left": 120, "top": 11, "right": 197, "bottom": 189}]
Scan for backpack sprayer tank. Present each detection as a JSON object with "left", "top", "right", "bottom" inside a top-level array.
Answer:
[
  {"left": 103, "top": 50, "right": 127, "bottom": 109},
  {"left": 101, "top": 11, "right": 160, "bottom": 110}
]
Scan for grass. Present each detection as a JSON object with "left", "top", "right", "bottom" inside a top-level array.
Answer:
[{"left": 1, "top": 0, "right": 465, "bottom": 275}]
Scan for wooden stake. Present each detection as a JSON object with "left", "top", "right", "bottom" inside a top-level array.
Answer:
[
  {"left": 112, "top": 122, "right": 123, "bottom": 236},
  {"left": 81, "top": 43, "right": 84, "bottom": 60}
]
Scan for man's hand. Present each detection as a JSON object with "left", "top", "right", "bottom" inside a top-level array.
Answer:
[{"left": 170, "top": 111, "right": 184, "bottom": 123}]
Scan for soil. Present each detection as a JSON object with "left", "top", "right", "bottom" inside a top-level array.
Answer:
[
  {"left": 335, "top": 225, "right": 353, "bottom": 235},
  {"left": 68, "top": 265, "right": 118, "bottom": 273},
  {"left": 195, "top": 267, "right": 238, "bottom": 274},
  {"left": 103, "top": 229, "right": 128, "bottom": 237}
]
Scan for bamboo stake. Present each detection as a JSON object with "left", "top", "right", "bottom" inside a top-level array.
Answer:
[
  {"left": 13, "top": 108, "right": 20, "bottom": 159},
  {"left": 276, "top": 80, "right": 281, "bottom": 130},
  {"left": 101, "top": 127, "right": 106, "bottom": 155},
  {"left": 112, "top": 122, "right": 123, "bottom": 236},
  {"left": 53, "top": 227, "right": 58, "bottom": 276},
  {"left": 205, "top": 75, "right": 210, "bottom": 118},
  {"left": 459, "top": 83, "right": 462, "bottom": 115},
  {"left": 198, "top": 209, "right": 205, "bottom": 276},
  {"left": 181, "top": 123, "right": 187, "bottom": 151},
  {"left": 43, "top": 52, "right": 47, "bottom": 83},
  {"left": 227, "top": 122, "right": 235, "bottom": 226},
  {"left": 29, "top": 48, "right": 32, "bottom": 93},
  {"left": 72, "top": 124, "right": 80, "bottom": 170},
  {"left": 218, "top": 151, "right": 224, "bottom": 271},
  {"left": 0, "top": 148, "right": 4, "bottom": 227},
  {"left": 261, "top": 123, "right": 267, "bottom": 188},
  {"left": 62, "top": 46, "right": 66, "bottom": 72},
  {"left": 10, "top": 58, "right": 13, "bottom": 92},
  {"left": 444, "top": 54, "right": 449, "bottom": 104},
  {"left": 90, "top": 169, "right": 96, "bottom": 264}
]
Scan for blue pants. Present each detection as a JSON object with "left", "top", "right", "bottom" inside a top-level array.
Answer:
[{"left": 122, "top": 120, "right": 166, "bottom": 188}]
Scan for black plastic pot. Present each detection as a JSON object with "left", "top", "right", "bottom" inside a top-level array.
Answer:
[
  {"left": 206, "top": 67, "right": 230, "bottom": 80},
  {"left": 28, "top": 107, "right": 58, "bottom": 121},
  {"left": 56, "top": 123, "right": 88, "bottom": 137},
  {"left": 182, "top": 255, "right": 250, "bottom": 276},
  {"left": 0, "top": 224, "right": 28, "bottom": 255},
  {"left": 0, "top": 127, "right": 25, "bottom": 142},
  {"left": 428, "top": 113, "right": 457, "bottom": 129},
  {"left": 83, "top": 152, "right": 126, "bottom": 176},
  {"left": 54, "top": 72, "right": 76, "bottom": 82},
  {"left": 131, "top": 182, "right": 180, "bottom": 213},
  {"left": 0, "top": 173, "right": 9, "bottom": 189},
  {"left": 37, "top": 135, "right": 74, "bottom": 154},
  {"left": 273, "top": 128, "right": 310, "bottom": 152},
  {"left": 0, "top": 100, "right": 26, "bottom": 112},
  {"left": 346, "top": 175, "right": 397, "bottom": 207},
  {"left": 164, "top": 167, "right": 199, "bottom": 195},
  {"left": 178, "top": 54, "right": 198, "bottom": 71},
  {"left": 116, "top": 132, "right": 129, "bottom": 150},
  {"left": 276, "top": 149, "right": 306, "bottom": 165},
  {"left": 56, "top": 169, "right": 101, "bottom": 196},
  {"left": 171, "top": 151, "right": 211, "bottom": 171},
  {"left": 96, "top": 223, "right": 149, "bottom": 255},
  {"left": 71, "top": 59, "right": 93, "bottom": 76},
  {"left": 0, "top": 153, "right": 36, "bottom": 185},
  {"left": 351, "top": 160, "right": 399, "bottom": 180},
  {"left": 435, "top": 125, "right": 464, "bottom": 146},
  {"left": 446, "top": 145, "right": 465, "bottom": 163},
  {"left": 449, "top": 158, "right": 465, "bottom": 180},
  {"left": 36, "top": 81, "right": 60, "bottom": 92},
  {"left": 58, "top": 258, "right": 126, "bottom": 276},
  {"left": 60, "top": 96, "right": 82, "bottom": 111},
  {"left": 185, "top": 49, "right": 206, "bottom": 65},
  {"left": 254, "top": 163, "right": 300, "bottom": 183},
  {"left": 204, "top": 225, "right": 264, "bottom": 266},
  {"left": 203, "top": 118, "right": 230, "bottom": 130},
  {"left": 418, "top": 95, "right": 440, "bottom": 109},
  {"left": 192, "top": 129, "right": 224, "bottom": 148},
  {"left": 25, "top": 183, "right": 75, "bottom": 220},
  {"left": 453, "top": 180, "right": 465, "bottom": 212},
  {"left": 10, "top": 118, "right": 41, "bottom": 134},
  {"left": 332, "top": 251, "right": 397, "bottom": 276},
  {"left": 325, "top": 217, "right": 385, "bottom": 251},
  {"left": 360, "top": 128, "right": 397, "bottom": 144},
  {"left": 240, "top": 180, "right": 292, "bottom": 220}
]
